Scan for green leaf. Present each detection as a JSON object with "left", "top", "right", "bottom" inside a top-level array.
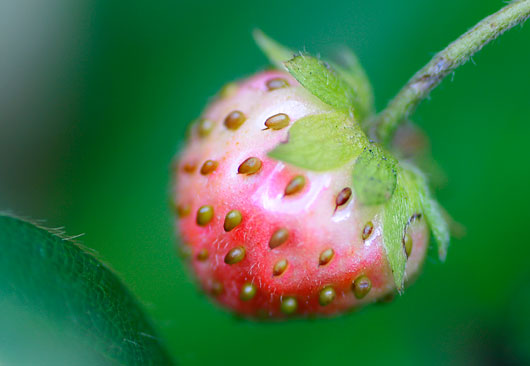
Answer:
[
  {"left": 331, "top": 47, "right": 374, "bottom": 121},
  {"left": 405, "top": 166, "right": 450, "bottom": 261},
  {"left": 285, "top": 55, "right": 357, "bottom": 113},
  {"left": 253, "top": 29, "right": 294, "bottom": 70},
  {"left": 422, "top": 193, "right": 450, "bottom": 260},
  {"left": 381, "top": 169, "right": 421, "bottom": 291},
  {"left": 352, "top": 146, "right": 397, "bottom": 205},
  {"left": 268, "top": 112, "right": 367, "bottom": 171},
  {"left": 0, "top": 214, "right": 174, "bottom": 366},
  {"left": 253, "top": 36, "right": 374, "bottom": 122}
]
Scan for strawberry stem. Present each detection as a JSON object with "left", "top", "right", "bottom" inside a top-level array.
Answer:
[{"left": 373, "top": 0, "right": 530, "bottom": 145}]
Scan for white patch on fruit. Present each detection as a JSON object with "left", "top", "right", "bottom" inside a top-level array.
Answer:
[{"left": 251, "top": 163, "right": 332, "bottom": 214}]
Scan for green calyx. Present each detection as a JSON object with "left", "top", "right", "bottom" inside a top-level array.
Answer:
[
  {"left": 254, "top": 29, "right": 374, "bottom": 123},
  {"left": 255, "top": 30, "right": 451, "bottom": 290},
  {"left": 381, "top": 165, "right": 451, "bottom": 291},
  {"left": 284, "top": 55, "right": 358, "bottom": 117},
  {"left": 255, "top": 30, "right": 375, "bottom": 173},
  {"left": 330, "top": 47, "right": 374, "bottom": 122},
  {"left": 352, "top": 146, "right": 397, "bottom": 206},
  {"left": 268, "top": 112, "right": 367, "bottom": 171}
]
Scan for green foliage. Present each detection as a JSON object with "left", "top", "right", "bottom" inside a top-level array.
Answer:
[
  {"left": 268, "top": 112, "right": 367, "bottom": 171},
  {"left": 254, "top": 33, "right": 374, "bottom": 123},
  {"left": 352, "top": 146, "right": 397, "bottom": 205},
  {"left": 380, "top": 165, "right": 452, "bottom": 289},
  {"left": 406, "top": 166, "right": 450, "bottom": 261},
  {"left": 381, "top": 169, "right": 421, "bottom": 291},
  {"left": 0, "top": 214, "right": 174, "bottom": 366},
  {"left": 422, "top": 193, "right": 450, "bottom": 260},
  {"left": 253, "top": 29, "right": 294, "bottom": 70},
  {"left": 331, "top": 47, "right": 374, "bottom": 121},
  {"left": 285, "top": 55, "right": 357, "bottom": 114},
  {"left": 4, "top": 1, "right": 529, "bottom": 364}
]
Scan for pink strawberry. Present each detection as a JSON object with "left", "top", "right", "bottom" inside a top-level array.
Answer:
[{"left": 172, "top": 32, "right": 449, "bottom": 319}]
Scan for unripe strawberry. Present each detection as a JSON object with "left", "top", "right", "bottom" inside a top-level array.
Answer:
[{"left": 172, "top": 31, "right": 450, "bottom": 319}]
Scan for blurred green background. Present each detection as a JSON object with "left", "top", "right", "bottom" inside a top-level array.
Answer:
[{"left": 1, "top": 0, "right": 529, "bottom": 365}]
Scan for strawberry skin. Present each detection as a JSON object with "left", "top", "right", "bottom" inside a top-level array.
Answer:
[{"left": 173, "top": 70, "right": 429, "bottom": 319}]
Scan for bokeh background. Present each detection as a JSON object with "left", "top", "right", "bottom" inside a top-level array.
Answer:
[{"left": 1, "top": 0, "right": 529, "bottom": 365}]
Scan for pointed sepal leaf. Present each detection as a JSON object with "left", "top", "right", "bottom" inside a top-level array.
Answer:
[
  {"left": 0, "top": 214, "right": 174, "bottom": 366},
  {"left": 352, "top": 146, "right": 397, "bottom": 205},
  {"left": 331, "top": 46, "right": 374, "bottom": 121},
  {"left": 253, "top": 29, "right": 294, "bottom": 70},
  {"left": 422, "top": 194, "right": 450, "bottom": 261},
  {"left": 405, "top": 166, "right": 451, "bottom": 261},
  {"left": 381, "top": 169, "right": 421, "bottom": 291},
  {"left": 285, "top": 55, "right": 357, "bottom": 113},
  {"left": 268, "top": 112, "right": 367, "bottom": 171}
]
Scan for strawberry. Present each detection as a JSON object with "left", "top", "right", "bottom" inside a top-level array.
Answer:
[{"left": 172, "top": 31, "right": 450, "bottom": 319}]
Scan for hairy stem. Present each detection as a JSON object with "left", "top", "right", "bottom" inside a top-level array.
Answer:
[{"left": 373, "top": 0, "right": 530, "bottom": 145}]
